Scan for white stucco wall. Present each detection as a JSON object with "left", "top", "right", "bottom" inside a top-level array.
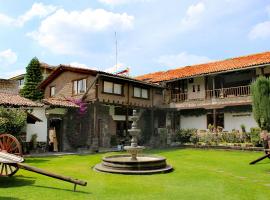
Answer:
[
  {"left": 180, "top": 115, "right": 207, "bottom": 130},
  {"left": 224, "top": 112, "right": 257, "bottom": 132},
  {"left": 187, "top": 77, "right": 205, "bottom": 100},
  {"left": 26, "top": 107, "right": 47, "bottom": 142}
]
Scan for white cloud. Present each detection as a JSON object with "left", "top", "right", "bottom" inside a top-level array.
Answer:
[
  {"left": 180, "top": 2, "right": 205, "bottom": 31},
  {"left": 16, "top": 3, "right": 57, "bottom": 26},
  {"left": 157, "top": 52, "right": 212, "bottom": 67},
  {"left": 0, "top": 14, "right": 14, "bottom": 25},
  {"left": 104, "top": 63, "right": 129, "bottom": 73},
  {"left": 28, "top": 8, "right": 134, "bottom": 55},
  {"left": 1, "top": 69, "right": 26, "bottom": 79},
  {"left": 99, "top": 0, "right": 149, "bottom": 6},
  {"left": 249, "top": 21, "right": 270, "bottom": 39},
  {"left": 69, "top": 62, "right": 98, "bottom": 70},
  {"left": 0, "top": 3, "right": 57, "bottom": 27},
  {"left": 248, "top": 4, "right": 270, "bottom": 40},
  {"left": 0, "top": 49, "right": 18, "bottom": 68}
]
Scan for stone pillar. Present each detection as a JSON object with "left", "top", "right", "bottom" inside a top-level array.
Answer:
[{"left": 166, "top": 111, "right": 172, "bottom": 146}]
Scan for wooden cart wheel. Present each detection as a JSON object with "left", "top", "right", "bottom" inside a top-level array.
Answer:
[{"left": 0, "top": 134, "right": 22, "bottom": 177}]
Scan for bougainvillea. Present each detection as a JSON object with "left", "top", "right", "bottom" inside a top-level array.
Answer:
[{"left": 67, "top": 98, "right": 88, "bottom": 115}]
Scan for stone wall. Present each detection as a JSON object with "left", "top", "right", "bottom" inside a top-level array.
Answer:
[{"left": 0, "top": 79, "right": 18, "bottom": 94}]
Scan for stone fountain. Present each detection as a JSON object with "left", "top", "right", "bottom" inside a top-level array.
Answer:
[{"left": 94, "top": 110, "right": 173, "bottom": 174}]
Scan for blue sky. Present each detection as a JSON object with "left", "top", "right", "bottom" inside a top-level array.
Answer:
[{"left": 0, "top": 0, "right": 269, "bottom": 78}]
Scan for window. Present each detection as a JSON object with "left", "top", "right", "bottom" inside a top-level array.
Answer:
[
  {"left": 73, "top": 78, "right": 87, "bottom": 95},
  {"left": 192, "top": 85, "right": 195, "bottom": 92},
  {"left": 103, "top": 81, "right": 123, "bottom": 95},
  {"left": 114, "top": 83, "right": 122, "bottom": 95},
  {"left": 50, "top": 86, "right": 55, "bottom": 97},
  {"left": 133, "top": 87, "right": 149, "bottom": 99},
  {"left": 197, "top": 85, "right": 200, "bottom": 92},
  {"left": 18, "top": 79, "right": 24, "bottom": 86}
]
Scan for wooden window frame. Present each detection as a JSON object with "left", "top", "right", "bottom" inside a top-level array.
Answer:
[
  {"left": 50, "top": 86, "right": 56, "bottom": 97},
  {"left": 133, "top": 86, "right": 150, "bottom": 99},
  {"left": 102, "top": 80, "right": 124, "bottom": 96},
  {"left": 73, "top": 78, "right": 87, "bottom": 95}
]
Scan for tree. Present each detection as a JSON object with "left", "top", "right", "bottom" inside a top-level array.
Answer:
[
  {"left": 251, "top": 76, "right": 270, "bottom": 131},
  {"left": 0, "top": 107, "right": 27, "bottom": 135},
  {"left": 20, "top": 57, "right": 43, "bottom": 101}
]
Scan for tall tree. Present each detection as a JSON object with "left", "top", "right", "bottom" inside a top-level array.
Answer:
[
  {"left": 20, "top": 57, "right": 43, "bottom": 101},
  {"left": 251, "top": 76, "right": 270, "bottom": 131}
]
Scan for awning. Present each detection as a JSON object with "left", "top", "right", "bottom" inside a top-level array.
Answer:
[{"left": 27, "top": 112, "right": 43, "bottom": 124}]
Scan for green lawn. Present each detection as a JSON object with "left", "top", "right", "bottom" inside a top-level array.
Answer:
[{"left": 1, "top": 149, "right": 270, "bottom": 200}]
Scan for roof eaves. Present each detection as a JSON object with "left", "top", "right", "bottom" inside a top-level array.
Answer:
[
  {"left": 163, "top": 62, "right": 270, "bottom": 83},
  {"left": 98, "top": 72, "right": 163, "bottom": 88}
]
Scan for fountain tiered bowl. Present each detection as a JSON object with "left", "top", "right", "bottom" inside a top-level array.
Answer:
[{"left": 94, "top": 110, "right": 173, "bottom": 175}]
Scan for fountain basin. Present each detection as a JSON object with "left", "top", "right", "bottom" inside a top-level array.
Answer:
[{"left": 94, "top": 154, "right": 173, "bottom": 174}]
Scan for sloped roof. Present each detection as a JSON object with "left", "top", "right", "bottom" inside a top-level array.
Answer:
[
  {"left": 136, "top": 51, "right": 270, "bottom": 83},
  {"left": 42, "top": 98, "right": 79, "bottom": 108},
  {"left": 39, "top": 65, "right": 98, "bottom": 89},
  {"left": 39, "top": 64, "right": 162, "bottom": 89},
  {"left": 0, "top": 93, "right": 43, "bottom": 107}
]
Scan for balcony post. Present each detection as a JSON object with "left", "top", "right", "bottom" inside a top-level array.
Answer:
[
  {"left": 213, "top": 108, "right": 217, "bottom": 132},
  {"left": 212, "top": 76, "right": 216, "bottom": 99}
]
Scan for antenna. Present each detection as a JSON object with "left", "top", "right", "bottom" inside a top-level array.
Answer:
[{"left": 115, "top": 32, "right": 118, "bottom": 72}]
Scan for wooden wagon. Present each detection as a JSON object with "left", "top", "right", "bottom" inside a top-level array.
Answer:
[{"left": 0, "top": 134, "right": 87, "bottom": 191}]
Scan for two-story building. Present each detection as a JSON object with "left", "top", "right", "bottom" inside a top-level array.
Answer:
[
  {"left": 10, "top": 62, "right": 56, "bottom": 89},
  {"left": 38, "top": 65, "right": 164, "bottom": 151},
  {"left": 136, "top": 51, "right": 270, "bottom": 132}
]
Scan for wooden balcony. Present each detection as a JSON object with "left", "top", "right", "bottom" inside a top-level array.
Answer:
[
  {"left": 205, "top": 85, "right": 251, "bottom": 99},
  {"left": 171, "top": 85, "right": 251, "bottom": 103}
]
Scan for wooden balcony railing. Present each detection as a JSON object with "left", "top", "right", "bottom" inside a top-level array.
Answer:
[
  {"left": 171, "top": 85, "right": 251, "bottom": 103},
  {"left": 171, "top": 93, "right": 188, "bottom": 102},
  {"left": 205, "top": 85, "right": 251, "bottom": 99}
]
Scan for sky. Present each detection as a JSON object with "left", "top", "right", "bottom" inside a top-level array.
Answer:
[{"left": 0, "top": 0, "right": 270, "bottom": 78}]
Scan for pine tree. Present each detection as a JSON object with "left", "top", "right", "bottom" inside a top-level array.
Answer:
[
  {"left": 20, "top": 57, "right": 44, "bottom": 101},
  {"left": 251, "top": 76, "right": 270, "bottom": 131}
]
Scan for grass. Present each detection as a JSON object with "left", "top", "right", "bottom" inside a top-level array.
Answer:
[{"left": 1, "top": 148, "right": 270, "bottom": 200}]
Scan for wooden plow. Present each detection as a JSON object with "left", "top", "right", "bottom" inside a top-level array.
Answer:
[{"left": 0, "top": 134, "right": 87, "bottom": 191}]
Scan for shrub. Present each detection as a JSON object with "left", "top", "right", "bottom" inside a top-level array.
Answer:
[
  {"left": 110, "top": 135, "right": 118, "bottom": 146},
  {"left": 0, "top": 107, "right": 27, "bottom": 135},
  {"left": 250, "top": 127, "right": 261, "bottom": 147},
  {"left": 251, "top": 76, "right": 270, "bottom": 131},
  {"left": 241, "top": 124, "right": 246, "bottom": 133},
  {"left": 175, "top": 129, "right": 197, "bottom": 144},
  {"left": 30, "top": 134, "right": 38, "bottom": 150},
  {"left": 190, "top": 132, "right": 199, "bottom": 145}
]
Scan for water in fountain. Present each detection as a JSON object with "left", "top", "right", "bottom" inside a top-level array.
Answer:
[{"left": 94, "top": 109, "right": 173, "bottom": 174}]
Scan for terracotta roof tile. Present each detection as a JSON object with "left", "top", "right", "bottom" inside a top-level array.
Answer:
[
  {"left": 42, "top": 98, "right": 79, "bottom": 108},
  {"left": 0, "top": 93, "right": 43, "bottom": 107},
  {"left": 136, "top": 51, "right": 270, "bottom": 83}
]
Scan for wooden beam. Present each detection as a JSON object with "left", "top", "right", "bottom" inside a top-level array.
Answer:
[{"left": 82, "top": 74, "right": 100, "bottom": 100}]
